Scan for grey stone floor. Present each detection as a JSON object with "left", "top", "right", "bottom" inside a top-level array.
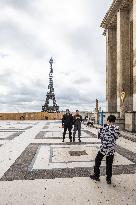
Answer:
[{"left": 0, "top": 120, "right": 136, "bottom": 205}]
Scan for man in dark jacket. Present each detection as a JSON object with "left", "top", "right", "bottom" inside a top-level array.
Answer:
[
  {"left": 62, "top": 109, "right": 73, "bottom": 142},
  {"left": 73, "top": 110, "right": 82, "bottom": 142}
]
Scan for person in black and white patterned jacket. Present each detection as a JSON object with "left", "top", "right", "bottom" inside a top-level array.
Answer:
[{"left": 90, "top": 115, "right": 120, "bottom": 184}]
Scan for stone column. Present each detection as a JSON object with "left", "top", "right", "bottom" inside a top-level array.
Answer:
[
  {"left": 133, "top": 0, "right": 136, "bottom": 111},
  {"left": 117, "top": 9, "right": 132, "bottom": 117},
  {"left": 106, "top": 27, "right": 117, "bottom": 113}
]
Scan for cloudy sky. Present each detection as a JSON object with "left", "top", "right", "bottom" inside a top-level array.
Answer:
[{"left": 0, "top": 0, "right": 112, "bottom": 112}]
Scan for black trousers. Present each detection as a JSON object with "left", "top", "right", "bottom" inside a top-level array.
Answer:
[
  {"left": 63, "top": 126, "right": 72, "bottom": 140},
  {"left": 94, "top": 151, "right": 114, "bottom": 179}
]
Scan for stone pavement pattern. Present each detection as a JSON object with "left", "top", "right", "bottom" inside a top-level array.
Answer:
[{"left": 0, "top": 120, "right": 136, "bottom": 205}]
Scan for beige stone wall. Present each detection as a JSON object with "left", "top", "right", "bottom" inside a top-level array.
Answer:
[
  {"left": 130, "top": 3, "right": 133, "bottom": 21},
  {"left": 117, "top": 9, "right": 133, "bottom": 112},
  {"left": 0, "top": 111, "right": 92, "bottom": 120},
  {"left": 125, "top": 112, "right": 135, "bottom": 132},
  {"left": 106, "top": 27, "right": 117, "bottom": 112},
  {"left": 117, "top": 10, "right": 121, "bottom": 112},
  {"left": 0, "top": 112, "right": 63, "bottom": 120},
  {"left": 133, "top": 0, "right": 136, "bottom": 111},
  {"left": 103, "top": 0, "right": 136, "bottom": 130},
  {"left": 106, "top": 2, "right": 134, "bottom": 115}
]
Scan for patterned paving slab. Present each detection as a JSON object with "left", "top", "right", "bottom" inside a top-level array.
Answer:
[
  {"left": 0, "top": 126, "right": 33, "bottom": 131},
  {"left": 0, "top": 122, "right": 40, "bottom": 143},
  {"left": 35, "top": 130, "right": 96, "bottom": 140},
  {"left": 1, "top": 142, "right": 136, "bottom": 181},
  {"left": 0, "top": 121, "right": 136, "bottom": 182},
  {"left": 0, "top": 131, "right": 24, "bottom": 140},
  {"left": 0, "top": 121, "right": 37, "bottom": 130},
  {"left": 32, "top": 144, "right": 134, "bottom": 169}
]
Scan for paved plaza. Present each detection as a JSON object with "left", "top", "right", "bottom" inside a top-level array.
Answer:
[{"left": 0, "top": 120, "right": 136, "bottom": 205}]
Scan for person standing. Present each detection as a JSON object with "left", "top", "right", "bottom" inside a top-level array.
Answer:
[
  {"left": 90, "top": 115, "right": 120, "bottom": 184},
  {"left": 73, "top": 110, "right": 82, "bottom": 142},
  {"left": 62, "top": 109, "right": 73, "bottom": 142}
]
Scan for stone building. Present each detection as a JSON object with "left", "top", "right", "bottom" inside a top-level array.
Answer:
[{"left": 101, "top": 0, "right": 136, "bottom": 131}]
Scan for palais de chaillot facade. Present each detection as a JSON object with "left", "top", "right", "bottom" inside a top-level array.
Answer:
[{"left": 101, "top": 0, "right": 136, "bottom": 131}]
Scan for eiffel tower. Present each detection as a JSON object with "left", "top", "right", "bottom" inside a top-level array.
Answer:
[{"left": 42, "top": 58, "right": 59, "bottom": 113}]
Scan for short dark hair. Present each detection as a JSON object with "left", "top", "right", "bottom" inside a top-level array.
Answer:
[
  {"left": 76, "top": 110, "right": 79, "bottom": 112},
  {"left": 107, "top": 115, "right": 116, "bottom": 123}
]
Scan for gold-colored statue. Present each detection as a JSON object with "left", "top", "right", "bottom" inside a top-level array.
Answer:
[
  {"left": 120, "top": 89, "right": 126, "bottom": 104},
  {"left": 120, "top": 89, "right": 126, "bottom": 118}
]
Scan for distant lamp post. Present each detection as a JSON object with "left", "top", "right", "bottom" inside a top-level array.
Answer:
[
  {"left": 99, "top": 110, "right": 105, "bottom": 126},
  {"left": 96, "top": 99, "right": 99, "bottom": 124}
]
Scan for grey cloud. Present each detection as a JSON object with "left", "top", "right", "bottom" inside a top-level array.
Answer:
[
  {"left": 0, "top": 21, "right": 49, "bottom": 59},
  {"left": 0, "top": 70, "right": 46, "bottom": 107},
  {"left": 0, "top": 70, "right": 12, "bottom": 85},
  {"left": 0, "top": 70, "right": 22, "bottom": 90},
  {"left": 1, "top": 71, "right": 54, "bottom": 109},
  {"left": 57, "top": 86, "right": 105, "bottom": 105},
  {"left": 0, "top": 78, "right": 105, "bottom": 112},
  {"left": 0, "top": 52, "right": 9, "bottom": 58},
  {"left": 65, "top": 26, "right": 106, "bottom": 74},
  {"left": 66, "top": 26, "right": 93, "bottom": 54},
  {"left": 73, "top": 77, "right": 91, "bottom": 84},
  {"left": 9, "top": 83, "right": 45, "bottom": 99},
  {"left": 0, "top": 0, "right": 33, "bottom": 10},
  {"left": 1, "top": 102, "right": 41, "bottom": 112},
  {"left": 0, "top": 0, "right": 110, "bottom": 112}
]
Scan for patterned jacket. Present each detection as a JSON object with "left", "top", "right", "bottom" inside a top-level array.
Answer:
[{"left": 98, "top": 124, "right": 120, "bottom": 156}]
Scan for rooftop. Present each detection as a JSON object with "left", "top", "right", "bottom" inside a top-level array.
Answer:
[{"left": 101, "top": 0, "right": 132, "bottom": 30}]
